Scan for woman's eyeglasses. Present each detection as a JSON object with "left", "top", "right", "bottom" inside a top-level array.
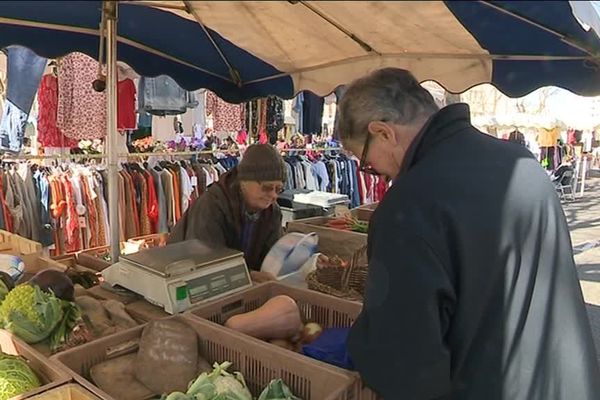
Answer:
[{"left": 259, "top": 182, "right": 284, "bottom": 194}]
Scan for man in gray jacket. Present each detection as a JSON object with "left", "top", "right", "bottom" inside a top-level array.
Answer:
[{"left": 338, "top": 68, "right": 600, "bottom": 399}]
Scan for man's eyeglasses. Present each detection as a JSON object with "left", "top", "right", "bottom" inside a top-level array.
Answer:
[
  {"left": 259, "top": 182, "right": 284, "bottom": 195},
  {"left": 359, "top": 133, "right": 379, "bottom": 175}
]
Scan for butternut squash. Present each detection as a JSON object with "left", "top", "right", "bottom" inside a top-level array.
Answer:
[{"left": 224, "top": 295, "right": 303, "bottom": 340}]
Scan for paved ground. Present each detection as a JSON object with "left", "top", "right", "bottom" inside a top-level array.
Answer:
[{"left": 563, "top": 170, "right": 600, "bottom": 366}]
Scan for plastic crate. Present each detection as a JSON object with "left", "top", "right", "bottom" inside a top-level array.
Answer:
[
  {"left": 286, "top": 217, "right": 367, "bottom": 260},
  {"left": 0, "top": 330, "right": 71, "bottom": 399},
  {"left": 26, "top": 384, "right": 101, "bottom": 400},
  {"left": 52, "top": 315, "right": 358, "bottom": 400},
  {"left": 185, "top": 282, "right": 380, "bottom": 400},
  {"left": 350, "top": 203, "right": 378, "bottom": 222}
]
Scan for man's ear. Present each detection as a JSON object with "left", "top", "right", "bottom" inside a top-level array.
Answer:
[{"left": 368, "top": 121, "right": 397, "bottom": 145}]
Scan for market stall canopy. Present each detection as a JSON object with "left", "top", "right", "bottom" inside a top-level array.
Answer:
[{"left": 1, "top": 1, "right": 600, "bottom": 102}]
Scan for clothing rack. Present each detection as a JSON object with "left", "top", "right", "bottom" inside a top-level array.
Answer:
[
  {"left": 0, "top": 147, "right": 344, "bottom": 162},
  {"left": 279, "top": 147, "right": 342, "bottom": 153},
  {"left": 0, "top": 149, "right": 230, "bottom": 161}
]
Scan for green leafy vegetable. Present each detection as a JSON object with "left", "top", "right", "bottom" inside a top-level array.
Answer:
[
  {"left": 0, "top": 280, "right": 9, "bottom": 303},
  {"left": 164, "top": 362, "right": 251, "bottom": 400},
  {"left": 48, "top": 300, "right": 81, "bottom": 351},
  {"left": 258, "top": 379, "right": 301, "bottom": 400},
  {"left": 0, "top": 284, "right": 81, "bottom": 351},
  {"left": 0, "top": 353, "right": 40, "bottom": 400}
]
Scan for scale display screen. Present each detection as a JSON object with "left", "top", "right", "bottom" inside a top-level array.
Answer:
[{"left": 186, "top": 264, "right": 249, "bottom": 303}]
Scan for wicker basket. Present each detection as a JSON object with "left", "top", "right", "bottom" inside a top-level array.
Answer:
[{"left": 306, "top": 246, "right": 368, "bottom": 301}]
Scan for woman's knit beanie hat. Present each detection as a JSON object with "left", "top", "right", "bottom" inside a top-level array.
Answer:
[{"left": 238, "top": 144, "right": 286, "bottom": 182}]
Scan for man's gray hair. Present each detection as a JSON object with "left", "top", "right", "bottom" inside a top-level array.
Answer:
[{"left": 337, "top": 68, "right": 439, "bottom": 142}]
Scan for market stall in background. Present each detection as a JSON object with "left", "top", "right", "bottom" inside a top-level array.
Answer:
[{"left": 0, "top": 1, "right": 599, "bottom": 399}]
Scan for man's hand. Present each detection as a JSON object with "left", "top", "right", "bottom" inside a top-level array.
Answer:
[{"left": 250, "top": 270, "right": 277, "bottom": 283}]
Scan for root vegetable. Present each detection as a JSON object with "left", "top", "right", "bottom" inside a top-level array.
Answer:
[
  {"left": 75, "top": 296, "right": 113, "bottom": 336},
  {"left": 224, "top": 295, "right": 303, "bottom": 341},
  {"left": 101, "top": 300, "right": 137, "bottom": 329},
  {"left": 90, "top": 353, "right": 155, "bottom": 400},
  {"left": 135, "top": 320, "right": 199, "bottom": 394},
  {"left": 302, "top": 322, "right": 323, "bottom": 344}
]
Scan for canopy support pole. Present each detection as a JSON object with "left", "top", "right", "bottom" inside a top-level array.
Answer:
[{"left": 105, "top": 1, "right": 120, "bottom": 263}]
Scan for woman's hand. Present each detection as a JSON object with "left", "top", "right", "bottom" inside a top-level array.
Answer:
[{"left": 250, "top": 270, "right": 277, "bottom": 283}]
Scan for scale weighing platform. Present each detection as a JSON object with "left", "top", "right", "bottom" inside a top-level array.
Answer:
[{"left": 102, "top": 240, "right": 252, "bottom": 314}]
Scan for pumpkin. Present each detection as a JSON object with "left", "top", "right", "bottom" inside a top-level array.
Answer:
[{"left": 224, "top": 295, "right": 303, "bottom": 340}]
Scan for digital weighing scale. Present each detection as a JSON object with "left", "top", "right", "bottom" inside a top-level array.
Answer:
[{"left": 102, "top": 240, "right": 252, "bottom": 314}]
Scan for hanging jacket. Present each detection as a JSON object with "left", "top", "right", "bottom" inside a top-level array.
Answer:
[
  {"left": 168, "top": 167, "right": 282, "bottom": 270},
  {"left": 348, "top": 104, "right": 600, "bottom": 400}
]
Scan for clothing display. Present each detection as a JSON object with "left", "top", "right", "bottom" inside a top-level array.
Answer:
[
  {"left": 538, "top": 128, "right": 560, "bottom": 148},
  {"left": 118, "top": 78, "right": 137, "bottom": 131},
  {"left": 57, "top": 52, "right": 107, "bottom": 140},
  {"left": 206, "top": 90, "right": 245, "bottom": 135},
  {"left": 236, "top": 130, "right": 248, "bottom": 145},
  {"left": 0, "top": 155, "right": 240, "bottom": 255},
  {"left": 138, "top": 76, "right": 198, "bottom": 117},
  {"left": 300, "top": 91, "right": 325, "bottom": 136},
  {"left": 540, "top": 146, "right": 563, "bottom": 170},
  {"left": 292, "top": 92, "right": 304, "bottom": 134},
  {"left": 0, "top": 101, "right": 29, "bottom": 153},
  {"left": 4, "top": 46, "right": 47, "bottom": 114},
  {"left": 508, "top": 129, "right": 526, "bottom": 146},
  {"left": 192, "top": 89, "right": 207, "bottom": 137},
  {"left": 266, "top": 96, "right": 284, "bottom": 144},
  {"left": 37, "top": 74, "right": 78, "bottom": 148},
  {"left": 0, "top": 46, "right": 47, "bottom": 152},
  {"left": 282, "top": 153, "right": 386, "bottom": 208},
  {"left": 245, "top": 98, "right": 267, "bottom": 140}
]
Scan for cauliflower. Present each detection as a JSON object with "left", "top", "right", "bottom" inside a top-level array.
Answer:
[
  {"left": 0, "top": 353, "right": 40, "bottom": 400},
  {"left": 166, "top": 362, "right": 251, "bottom": 400},
  {"left": 0, "top": 284, "right": 63, "bottom": 344}
]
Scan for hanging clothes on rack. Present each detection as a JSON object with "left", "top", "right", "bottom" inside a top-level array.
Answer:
[
  {"left": 292, "top": 92, "right": 304, "bottom": 134},
  {"left": 38, "top": 74, "right": 78, "bottom": 148},
  {"left": 206, "top": 91, "right": 245, "bottom": 136},
  {"left": 281, "top": 151, "right": 386, "bottom": 207},
  {"left": 245, "top": 99, "right": 258, "bottom": 139},
  {"left": 118, "top": 78, "right": 137, "bottom": 131},
  {"left": 57, "top": 53, "right": 107, "bottom": 141},
  {"left": 138, "top": 76, "right": 198, "bottom": 116},
  {"left": 0, "top": 153, "right": 242, "bottom": 255},
  {"left": 266, "top": 96, "right": 284, "bottom": 144},
  {"left": 0, "top": 46, "right": 47, "bottom": 153},
  {"left": 300, "top": 91, "right": 325, "bottom": 136}
]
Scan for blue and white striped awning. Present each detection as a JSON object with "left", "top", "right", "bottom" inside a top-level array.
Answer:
[{"left": 0, "top": 1, "right": 600, "bottom": 102}]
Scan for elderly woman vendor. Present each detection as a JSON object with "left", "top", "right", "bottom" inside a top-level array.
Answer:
[{"left": 168, "top": 144, "right": 285, "bottom": 282}]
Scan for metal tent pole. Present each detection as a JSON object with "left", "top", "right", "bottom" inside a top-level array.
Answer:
[{"left": 105, "top": 1, "right": 120, "bottom": 263}]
